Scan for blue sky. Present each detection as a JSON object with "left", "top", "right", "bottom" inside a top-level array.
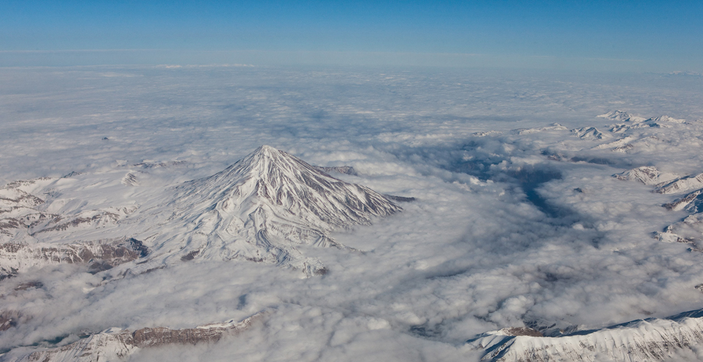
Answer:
[{"left": 1, "top": 0, "right": 702, "bottom": 72}]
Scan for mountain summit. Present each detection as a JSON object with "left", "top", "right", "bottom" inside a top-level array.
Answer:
[{"left": 163, "top": 145, "right": 402, "bottom": 274}]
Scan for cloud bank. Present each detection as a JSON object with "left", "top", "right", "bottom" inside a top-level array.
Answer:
[{"left": 1, "top": 65, "right": 703, "bottom": 361}]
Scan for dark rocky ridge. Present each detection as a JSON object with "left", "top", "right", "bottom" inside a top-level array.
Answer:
[
  {"left": 12, "top": 312, "right": 265, "bottom": 362},
  {"left": 0, "top": 238, "right": 148, "bottom": 279}
]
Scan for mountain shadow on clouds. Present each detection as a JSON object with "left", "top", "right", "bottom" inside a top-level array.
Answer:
[
  {"left": 505, "top": 167, "right": 579, "bottom": 222},
  {"left": 389, "top": 142, "right": 579, "bottom": 222}
]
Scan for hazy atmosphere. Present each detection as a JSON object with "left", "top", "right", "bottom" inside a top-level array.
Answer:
[
  {"left": 2, "top": 2, "right": 703, "bottom": 362},
  {"left": 2, "top": 0, "right": 703, "bottom": 72}
]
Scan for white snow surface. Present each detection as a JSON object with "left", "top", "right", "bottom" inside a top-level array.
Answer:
[
  {"left": 571, "top": 126, "right": 611, "bottom": 140},
  {"left": 1, "top": 145, "right": 402, "bottom": 278},
  {"left": 147, "top": 145, "right": 401, "bottom": 274},
  {"left": 597, "top": 110, "right": 648, "bottom": 123},
  {"left": 470, "top": 310, "right": 703, "bottom": 361},
  {"left": 656, "top": 174, "right": 703, "bottom": 195},
  {"left": 613, "top": 166, "right": 680, "bottom": 186}
]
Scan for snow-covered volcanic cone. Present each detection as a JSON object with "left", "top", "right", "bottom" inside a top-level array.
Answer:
[{"left": 153, "top": 145, "right": 402, "bottom": 275}]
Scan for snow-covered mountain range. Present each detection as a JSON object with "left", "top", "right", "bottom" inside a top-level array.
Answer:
[{"left": 613, "top": 163, "right": 703, "bottom": 249}]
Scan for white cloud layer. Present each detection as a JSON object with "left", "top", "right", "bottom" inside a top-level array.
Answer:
[{"left": 1, "top": 65, "right": 703, "bottom": 361}]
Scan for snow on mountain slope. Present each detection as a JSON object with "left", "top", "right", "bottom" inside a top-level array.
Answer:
[
  {"left": 656, "top": 173, "right": 703, "bottom": 194},
  {"left": 645, "top": 115, "right": 686, "bottom": 125},
  {"left": 570, "top": 126, "right": 610, "bottom": 140},
  {"left": 592, "top": 136, "right": 636, "bottom": 151},
  {"left": 0, "top": 176, "right": 144, "bottom": 279},
  {"left": 0, "top": 238, "right": 148, "bottom": 279},
  {"left": 0, "top": 146, "right": 402, "bottom": 279},
  {"left": 0, "top": 178, "right": 57, "bottom": 242},
  {"left": 512, "top": 123, "right": 568, "bottom": 135},
  {"left": 597, "top": 110, "right": 647, "bottom": 123},
  {"left": 2, "top": 312, "right": 265, "bottom": 362},
  {"left": 657, "top": 214, "right": 703, "bottom": 247},
  {"left": 29, "top": 206, "right": 137, "bottom": 235},
  {"left": 664, "top": 190, "right": 703, "bottom": 212},
  {"left": 469, "top": 309, "right": 703, "bottom": 362},
  {"left": 606, "top": 116, "right": 684, "bottom": 133},
  {"left": 121, "top": 172, "right": 139, "bottom": 186},
  {"left": 613, "top": 166, "right": 703, "bottom": 248},
  {"left": 0, "top": 176, "right": 138, "bottom": 244},
  {"left": 152, "top": 145, "right": 402, "bottom": 275},
  {"left": 613, "top": 166, "right": 680, "bottom": 186}
]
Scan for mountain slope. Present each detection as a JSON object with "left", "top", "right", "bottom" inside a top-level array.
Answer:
[
  {"left": 469, "top": 309, "right": 703, "bottom": 362},
  {"left": 3, "top": 312, "right": 265, "bottom": 362},
  {"left": 0, "top": 237, "right": 148, "bottom": 279},
  {"left": 0, "top": 146, "right": 403, "bottom": 278},
  {"left": 571, "top": 126, "right": 610, "bottom": 140},
  {"left": 613, "top": 166, "right": 680, "bottom": 186},
  {"left": 656, "top": 173, "right": 703, "bottom": 194},
  {"left": 158, "top": 145, "right": 402, "bottom": 275}
]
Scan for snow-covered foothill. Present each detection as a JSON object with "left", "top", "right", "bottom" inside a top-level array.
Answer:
[{"left": 470, "top": 309, "right": 703, "bottom": 362}]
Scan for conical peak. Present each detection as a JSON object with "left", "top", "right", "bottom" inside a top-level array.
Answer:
[
  {"left": 251, "top": 144, "right": 299, "bottom": 163},
  {"left": 228, "top": 145, "right": 314, "bottom": 181},
  {"left": 254, "top": 145, "right": 279, "bottom": 156},
  {"left": 243, "top": 145, "right": 287, "bottom": 167}
]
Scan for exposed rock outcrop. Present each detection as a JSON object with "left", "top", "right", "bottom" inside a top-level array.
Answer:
[
  {"left": 5, "top": 312, "right": 265, "bottom": 362},
  {"left": 0, "top": 238, "right": 148, "bottom": 279}
]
